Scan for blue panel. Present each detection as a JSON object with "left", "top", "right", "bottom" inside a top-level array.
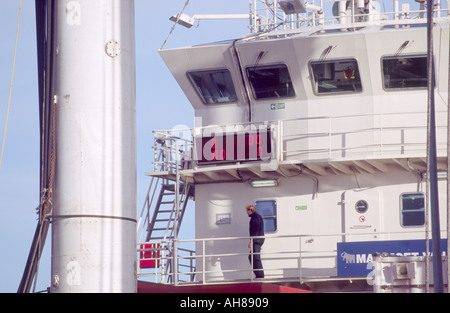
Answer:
[{"left": 337, "top": 239, "right": 447, "bottom": 277}]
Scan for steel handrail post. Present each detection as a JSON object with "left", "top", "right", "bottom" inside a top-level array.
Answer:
[
  {"left": 202, "top": 239, "right": 206, "bottom": 284},
  {"left": 250, "top": 237, "right": 254, "bottom": 281}
]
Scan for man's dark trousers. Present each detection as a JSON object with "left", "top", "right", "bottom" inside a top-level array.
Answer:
[{"left": 249, "top": 241, "right": 264, "bottom": 278}]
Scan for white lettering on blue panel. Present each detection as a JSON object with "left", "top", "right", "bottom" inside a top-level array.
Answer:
[{"left": 337, "top": 239, "right": 447, "bottom": 277}]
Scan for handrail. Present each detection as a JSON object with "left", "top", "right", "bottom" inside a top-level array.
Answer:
[
  {"left": 248, "top": 0, "right": 449, "bottom": 34},
  {"left": 153, "top": 130, "right": 193, "bottom": 173},
  {"left": 152, "top": 110, "right": 448, "bottom": 173},
  {"left": 136, "top": 150, "right": 168, "bottom": 243},
  {"left": 137, "top": 230, "right": 444, "bottom": 286}
]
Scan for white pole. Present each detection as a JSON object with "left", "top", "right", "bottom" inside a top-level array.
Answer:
[
  {"left": 50, "top": 0, "right": 136, "bottom": 293},
  {"left": 393, "top": 0, "right": 399, "bottom": 20},
  {"left": 447, "top": 0, "right": 450, "bottom": 292},
  {"left": 339, "top": 0, "right": 347, "bottom": 25}
]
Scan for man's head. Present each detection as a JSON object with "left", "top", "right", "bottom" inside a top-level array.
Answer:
[{"left": 246, "top": 204, "right": 257, "bottom": 217}]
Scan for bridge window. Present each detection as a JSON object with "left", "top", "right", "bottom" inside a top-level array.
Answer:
[
  {"left": 382, "top": 55, "right": 428, "bottom": 90},
  {"left": 400, "top": 192, "right": 425, "bottom": 227},
  {"left": 310, "top": 59, "right": 362, "bottom": 94},
  {"left": 187, "top": 69, "right": 238, "bottom": 104},
  {"left": 255, "top": 200, "right": 277, "bottom": 232},
  {"left": 246, "top": 64, "right": 295, "bottom": 100}
]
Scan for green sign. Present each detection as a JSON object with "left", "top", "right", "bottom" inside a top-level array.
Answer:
[
  {"left": 295, "top": 205, "right": 307, "bottom": 211},
  {"left": 271, "top": 103, "right": 285, "bottom": 110}
]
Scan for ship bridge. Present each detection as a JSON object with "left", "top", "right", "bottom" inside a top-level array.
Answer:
[{"left": 156, "top": 0, "right": 449, "bottom": 181}]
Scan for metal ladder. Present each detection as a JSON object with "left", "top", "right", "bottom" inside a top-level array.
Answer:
[
  {"left": 138, "top": 179, "right": 194, "bottom": 284},
  {"left": 137, "top": 133, "right": 195, "bottom": 283},
  {"left": 145, "top": 182, "right": 193, "bottom": 242}
]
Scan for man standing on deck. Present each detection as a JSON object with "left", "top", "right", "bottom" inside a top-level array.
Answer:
[{"left": 246, "top": 204, "right": 265, "bottom": 279}]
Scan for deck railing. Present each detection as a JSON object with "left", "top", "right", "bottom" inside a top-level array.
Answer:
[
  {"left": 152, "top": 110, "right": 448, "bottom": 173},
  {"left": 137, "top": 230, "right": 445, "bottom": 287},
  {"left": 248, "top": 0, "right": 449, "bottom": 34}
]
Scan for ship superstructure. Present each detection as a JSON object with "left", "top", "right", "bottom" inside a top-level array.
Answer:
[{"left": 139, "top": 0, "right": 450, "bottom": 292}]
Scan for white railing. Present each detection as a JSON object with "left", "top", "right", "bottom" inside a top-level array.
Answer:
[
  {"left": 153, "top": 130, "right": 193, "bottom": 173},
  {"left": 279, "top": 110, "right": 448, "bottom": 161},
  {"left": 137, "top": 230, "right": 445, "bottom": 286},
  {"left": 248, "top": 0, "right": 449, "bottom": 34},
  {"left": 152, "top": 111, "right": 448, "bottom": 173}
]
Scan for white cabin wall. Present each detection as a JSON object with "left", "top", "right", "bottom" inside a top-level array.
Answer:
[
  {"left": 193, "top": 168, "right": 448, "bottom": 281},
  {"left": 160, "top": 26, "right": 448, "bottom": 156},
  {"left": 235, "top": 37, "right": 308, "bottom": 122},
  {"left": 159, "top": 44, "right": 250, "bottom": 126},
  {"left": 232, "top": 28, "right": 447, "bottom": 162},
  {"left": 160, "top": 24, "right": 449, "bottom": 124},
  {"left": 435, "top": 26, "right": 450, "bottom": 112}
]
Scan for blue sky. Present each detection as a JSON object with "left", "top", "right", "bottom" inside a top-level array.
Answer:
[{"left": 0, "top": 0, "right": 249, "bottom": 293}]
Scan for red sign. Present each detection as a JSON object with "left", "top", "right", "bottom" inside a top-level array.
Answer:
[{"left": 140, "top": 243, "right": 160, "bottom": 268}]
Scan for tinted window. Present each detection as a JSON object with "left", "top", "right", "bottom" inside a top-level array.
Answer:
[
  {"left": 400, "top": 192, "right": 425, "bottom": 227},
  {"left": 382, "top": 55, "right": 428, "bottom": 90},
  {"left": 310, "top": 59, "right": 362, "bottom": 94},
  {"left": 188, "top": 69, "right": 238, "bottom": 104},
  {"left": 247, "top": 64, "right": 295, "bottom": 100},
  {"left": 255, "top": 200, "right": 277, "bottom": 232}
]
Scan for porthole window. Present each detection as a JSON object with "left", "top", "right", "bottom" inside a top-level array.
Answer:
[
  {"left": 400, "top": 192, "right": 425, "bottom": 227},
  {"left": 355, "top": 200, "right": 368, "bottom": 214}
]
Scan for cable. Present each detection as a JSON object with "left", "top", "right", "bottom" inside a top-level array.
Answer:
[
  {"left": 0, "top": 0, "right": 22, "bottom": 168},
  {"left": 160, "top": 0, "right": 191, "bottom": 50}
]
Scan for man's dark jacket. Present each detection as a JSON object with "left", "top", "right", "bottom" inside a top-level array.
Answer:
[{"left": 249, "top": 212, "right": 265, "bottom": 245}]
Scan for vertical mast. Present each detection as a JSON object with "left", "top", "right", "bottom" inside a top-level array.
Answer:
[
  {"left": 426, "top": 0, "right": 443, "bottom": 293},
  {"left": 50, "top": 0, "right": 136, "bottom": 293}
]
